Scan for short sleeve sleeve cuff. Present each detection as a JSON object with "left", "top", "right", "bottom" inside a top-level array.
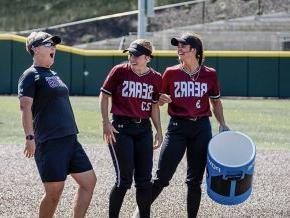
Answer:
[
  {"left": 209, "top": 93, "right": 221, "bottom": 99},
  {"left": 18, "top": 71, "right": 36, "bottom": 98},
  {"left": 100, "top": 87, "right": 112, "bottom": 95}
]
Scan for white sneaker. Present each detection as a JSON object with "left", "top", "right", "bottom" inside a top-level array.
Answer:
[{"left": 131, "top": 206, "right": 140, "bottom": 218}]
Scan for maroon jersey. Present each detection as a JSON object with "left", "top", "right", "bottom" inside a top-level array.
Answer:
[
  {"left": 162, "top": 65, "right": 220, "bottom": 118},
  {"left": 101, "top": 63, "right": 162, "bottom": 118}
]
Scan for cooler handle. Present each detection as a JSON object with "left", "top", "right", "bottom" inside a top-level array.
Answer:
[{"left": 223, "top": 172, "right": 245, "bottom": 180}]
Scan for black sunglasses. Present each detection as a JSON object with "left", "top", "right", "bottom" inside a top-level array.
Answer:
[
  {"left": 32, "top": 40, "right": 56, "bottom": 48},
  {"left": 44, "top": 41, "right": 56, "bottom": 47}
]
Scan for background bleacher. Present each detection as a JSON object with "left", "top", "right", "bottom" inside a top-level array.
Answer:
[{"left": 2, "top": 0, "right": 290, "bottom": 51}]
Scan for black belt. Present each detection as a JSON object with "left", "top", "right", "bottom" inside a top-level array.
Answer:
[
  {"left": 171, "top": 116, "right": 206, "bottom": 122},
  {"left": 113, "top": 115, "right": 148, "bottom": 124}
]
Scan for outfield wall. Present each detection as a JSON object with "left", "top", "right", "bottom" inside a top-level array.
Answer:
[{"left": 1, "top": 34, "right": 290, "bottom": 97}]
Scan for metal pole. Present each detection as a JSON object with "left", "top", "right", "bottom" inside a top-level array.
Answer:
[
  {"left": 118, "top": 36, "right": 126, "bottom": 50},
  {"left": 257, "top": 0, "right": 262, "bottom": 15},
  {"left": 202, "top": 1, "right": 205, "bottom": 24},
  {"left": 138, "top": 0, "right": 147, "bottom": 38}
]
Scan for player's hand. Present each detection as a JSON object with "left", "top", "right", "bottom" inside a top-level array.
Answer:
[
  {"left": 103, "top": 121, "right": 119, "bottom": 145},
  {"left": 158, "top": 94, "right": 172, "bottom": 106},
  {"left": 24, "top": 139, "right": 35, "bottom": 158},
  {"left": 153, "top": 131, "right": 163, "bottom": 150},
  {"left": 219, "top": 124, "right": 230, "bottom": 133}
]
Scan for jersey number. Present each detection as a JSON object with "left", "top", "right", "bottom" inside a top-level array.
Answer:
[
  {"left": 196, "top": 100, "right": 201, "bottom": 109},
  {"left": 141, "top": 102, "right": 151, "bottom": 111}
]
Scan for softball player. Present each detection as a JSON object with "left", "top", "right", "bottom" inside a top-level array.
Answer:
[
  {"left": 100, "top": 39, "right": 163, "bottom": 218},
  {"left": 18, "top": 31, "right": 96, "bottom": 218},
  {"left": 150, "top": 33, "right": 230, "bottom": 218}
]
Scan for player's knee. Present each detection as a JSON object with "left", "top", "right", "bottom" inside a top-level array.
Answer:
[
  {"left": 154, "top": 168, "right": 175, "bottom": 188},
  {"left": 86, "top": 171, "right": 97, "bottom": 190},
  {"left": 186, "top": 178, "right": 202, "bottom": 186},
  {"left": 44, "top": 190, "right": 62, "bottom": 203},
  {"left": 118, "top": 181, "right": 132, "bottom": 189},
  {"left": 187, "top": 181, "right": 202, "bottom": 192},
  {"left": 82, "top": 179, "right": 96, "bottom": 194},
  {"left": 153, "top": 178, "right": 169, "bottom": 188},
  {"left": 74, "top": 170, "right": 97, "bottom": 192},
  {"left": 135, "top": 179, "right": 152, "bottom": 190}
]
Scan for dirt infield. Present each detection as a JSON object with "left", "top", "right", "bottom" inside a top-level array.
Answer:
[{"left": 0, "top": 144, "right": 289, "bottom": 218}]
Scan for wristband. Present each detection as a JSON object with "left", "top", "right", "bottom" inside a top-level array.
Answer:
[{"left": 26, "top": 135, "right": 35, "bottom": 140}]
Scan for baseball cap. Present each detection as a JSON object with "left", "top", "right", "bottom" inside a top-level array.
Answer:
[
  {"left": 123, "top": 43, "right": 153, "bottom": 58},
  {"left": 171, "top": 35, "right": 201, "bottom": 51},
  {"left": 26, "top": 31, "right": 61, "bottom": 55}
]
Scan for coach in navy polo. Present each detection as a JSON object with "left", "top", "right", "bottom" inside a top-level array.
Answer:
[{"left": 18, "top": 31, "right": 96, "bottom": 218}]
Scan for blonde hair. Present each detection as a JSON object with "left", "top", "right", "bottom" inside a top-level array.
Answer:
[{"left": 130, "top": 39, "right": 153, "bottom": 53}]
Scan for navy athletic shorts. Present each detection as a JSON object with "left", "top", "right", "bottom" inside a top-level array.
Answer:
[{"left": 34, "top": 134, "right": 93, "bottom": 182}]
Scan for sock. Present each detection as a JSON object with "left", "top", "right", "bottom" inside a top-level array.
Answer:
[
  {"left": 109, "top": 185, "right": 127, "bottom": 218},
  {"left": 187, "top": 185, "right": 201, "bottom": 218},
  {"left": 136, "top": 188, "right": 152, "bottom": 218}
]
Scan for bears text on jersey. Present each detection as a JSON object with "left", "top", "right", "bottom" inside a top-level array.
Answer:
[
  {"left": 122, "top": 80, "right": 153, "bottom": 100},
  {"left": 174, "top": 81, "right": 207, "bottom": 98}
]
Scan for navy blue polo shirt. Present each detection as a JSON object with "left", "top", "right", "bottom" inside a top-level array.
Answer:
[{"left": 18, "top": 66, "right": 78, "bottom": 143}]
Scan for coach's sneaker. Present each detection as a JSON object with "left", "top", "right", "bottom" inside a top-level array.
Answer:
[{"left": 131, "top": 206, "right": 140, "bottom": 218}]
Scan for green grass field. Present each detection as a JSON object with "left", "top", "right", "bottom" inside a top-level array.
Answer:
[{"left": 0, "top": 96, "right": 289, "bottom": 150}]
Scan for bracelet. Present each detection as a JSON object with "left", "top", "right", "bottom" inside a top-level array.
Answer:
[{"left": 26, "top": 134, "right": 35, "bottom": 140}]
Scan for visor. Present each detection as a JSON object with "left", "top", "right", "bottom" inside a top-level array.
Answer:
[
  {"left": 43, "top": 35, "right": 61, "bottom": 44},
  {"left": 171, "top": 36, "right": 199, "bottom": 49},
  {"left": 32, "top": 35, "right": 61, "bottom": 48},
  {"left": 123, "top": 43, "right": 153, "bottom": 58}
]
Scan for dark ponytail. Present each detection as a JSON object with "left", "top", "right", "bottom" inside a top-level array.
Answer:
[
  {"left": 196, "top": 47, "right": 203, "bottom": 66},
  {"left": 193, "top": 34, "right": 204, "bottom": 66}
]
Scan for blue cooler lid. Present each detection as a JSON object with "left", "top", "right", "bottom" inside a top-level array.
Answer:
[{"left": 208, "top": 131, "right": 255, "bottom": 168}]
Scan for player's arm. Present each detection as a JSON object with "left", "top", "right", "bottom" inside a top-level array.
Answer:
[
  {"left": 19, "top": 96, "right": 35, "bottom": 158},
  {"left": 210, "top": 98, "right": 230, "bottom": 132},
  {"left": 158, "top": 69, "right": 172, "bottom": 106},
  {"left": 159, "top": 94, "right": 172, "bottom": 106},
  {"left": 99, "top": 92, "right": 119, "bottom": 145},
  {"left": 151, "top": 103, "right": 163, "bottom": 149}
]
